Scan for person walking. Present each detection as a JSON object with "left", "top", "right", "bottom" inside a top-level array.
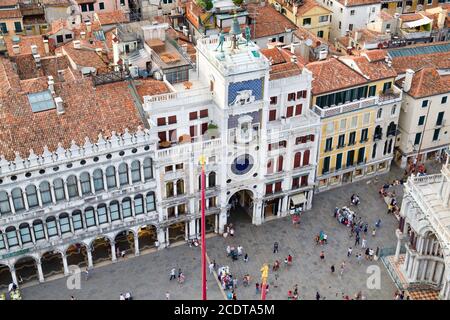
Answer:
[
  {"left": 372, "top": 228, "right": 377, "bottom": 237},
  {"left": 320, "top": 251, "right": 325, "bottom": 261},
  {"left": 169, "top": 268, "right": 176, "bottom": 280},
  {"left": 273, "top": 242, "right": 279, "bottom": 254},
  {"left": 255, "top": 282, "right": 260, "bottom": 294},
  {"left": 237, "top": 245, "right": 243, "bottom": 256},
  {"left": 84, "top": 268, "right": 89, "bottom": 281},
  {"left": 330, "top": 265, "right": 335, "bottom": 274},
  {"left": 316, "top": 292, "right": 321, "bottom": 300},
  {"left": 340, "top": 261, "right": 345, "bottom": 277},
  {"left": 354, "top": 234, "right": 360, "bottom": 246},
  {"left": 357, "top": 253, "right": 362, "bottom": 264},
  {"left": 209, "top": 262, "right": 214, "bottom": 274},
  {"left": 119, "top": 293, "right": 125, "bottom": 300},
  {"left": 361, "top": 237, "right": 367, "bottom": 249},
  {"left": 347, "top": 247, "right": 353, "bottom": 257},
  {"left": 165, "top": 292, "right": 170, "bottom": 300},
  {"left": 287, "top": 254, "right": 293, "bottom": 265},
  {"left": 177, "top": 268, "right": 182, "bottom": 279},
  {"left": 244, "top": 253, "right": 249, "bottom": 263}
]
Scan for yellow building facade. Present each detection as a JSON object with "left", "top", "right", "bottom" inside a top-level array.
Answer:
[
  {"left": 381, "top": 0, "right": 441, "bottom": 15},
  {"left": 268, "top": 0, "right": 332, "bottom": 40}
]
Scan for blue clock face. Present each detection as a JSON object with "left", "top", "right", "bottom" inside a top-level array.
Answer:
[{"left": 231, "top": 154, "right": 254, "bottom": 175}]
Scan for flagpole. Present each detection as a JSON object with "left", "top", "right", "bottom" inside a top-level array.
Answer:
[{"left": 200, "top": 155, "right": 207, "bottom": 300}]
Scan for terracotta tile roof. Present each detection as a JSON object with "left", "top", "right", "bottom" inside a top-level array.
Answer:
[
  {"left": 4, "top": 35, "right": 48, "bottom": 57},
  {"left": 398, "top": 68, "right": 449, "bottom": 98},
  {"left": 379, "top": 10, "right": 393, "bottom": 21},
  {"left": 246, "top": 3, "right": 297, "bottom": 39},
  {"left": 400, "top": 13, "right": 424, "bottom": 22},
  {"left": 340, "top": 54, "right": 397, "bottom": 81},
  {"left": 0, "top": 0, "right": 19, "bottom": 6},
  {"left": 337, "top": 0, "right": 381, "bottom": 6},
  {"left": 185, "top": 1, "right": 202, "bottom": 29},
  {"left": 57, "top": 41, "right": 110, "bottom": 73},
  {"left": 388, "top": 42, "right": 450, "bottom": 74},
  {"left": 14, "top": 54, "right": 72, "bottom": 81},
  {"left": 95, "top": 10, "right": 129, "bottom": 26},
  {"left": 294, "top": 0, "right": 331, "bottom": 16},
  {"left": 307, "top": 58, "right": 368, "bottom": 95},
  {"left": 135, "top": 78, "right": 171, "bottom": 102},
  {"left": 293, "top": 27, "right": 328, "bottom": 49},
  {"left": 0, "top": 8, "right": 22, "bottom": 19},
  {"left": 0, "top": 58, "right": 144, "bottom": 161},
  {"left": 261, "top": 47, "right": 304, "bottom": 80},
  {"left": 362, "top": 49, "right": 387, "bottom": 62}
]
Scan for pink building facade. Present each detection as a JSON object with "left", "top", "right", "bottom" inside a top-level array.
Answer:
[{"left": 76, "top": 0, "right": 130, "bottom": 20}]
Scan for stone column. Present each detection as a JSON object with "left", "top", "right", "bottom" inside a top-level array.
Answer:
[
  {"left": 8, "top": 195, "right": 16, "bottom": 214},
  {"left": 50, "top": 185, "right": 56, "bottom": 204},
  {"left": 280, "top": 196, "right": 288, "bottom": 217},
  {"left": 412, "top": 257, "right": 420, "bottom": 281},
  {"left": 23, "top": 194, "right": 29, "bottom": 211},
  {"left": 430, "top": 260, "right": 437, "bottom": 282},
  {"left": 111, "top": 241, "right": 117, "bottom": 262},
  {"left": 218, "top": 209, "right": 227, "bottom": 234},
  {"left": 62, "top": 253, "right": 70, "bottom": 275},
  {"left": 253, "top": 198, "right": 263, "bottom": 225},
  {"left": 10, "top": 267, "right": 18, "bottom": 285},
  {"left": 63, "top": 181, "right": 69, "bottom": 200},
  {"left": 89, "top": 174, "right": 95, "bottom": 194},
  {"left": 86, "top": 248, "right": 94, "bottom": 269},
  {"left": 394, "top": 229, "right": 404, "bottom": 262},
  {"left": 157, "top": 228, "right": 166, "bottom": 250},
  {"left": 36, "top": 189, "right": 43, "bottom": 207},
  {"left": 134, "top": 234, "right": 140, "bottom": 256},
  {"left": 77, "top": 177, "right": 83, "bottom": 197},
  {"left": 37, "top": 259, "right": 45, "bottom": 283}
]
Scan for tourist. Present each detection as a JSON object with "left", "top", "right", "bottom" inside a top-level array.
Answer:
[
  {"left": 372, "top": 228, "right": 377, "bottom": 237},
  {"left": 330, "top": 265, "right": 335, "bottom": 273},
  {"left": 121, "top": 250, "right": 126, "bottom": 258},
  {"left": 119, "top": 293, "right": 125, "bottom": 300},
  {"left": 340, "top": 261, "right": 345, "bottom": 277},
  {"left": 361, "top": 237, "right": 367, "bottom": 248},
  {"left": 237, "top": 245, "right": 243, "bottom": 256},
  {"left": 347, "top": 247, "right": 353, "bottom": 257},
  {"left": 125, "top": 292, "right": 132, "bottom": 300},
  {"left": 84, "top": 268, "right": 89, "bottom": 281},
  {"left": 232, "top": 277, "right": 238, "bottom": 289},
  {"left": 293, "top": 284, "right": 298, "bottom": 297},
  {"left": 273, "top": 242, "right": 279, "bottom": 253},
  {"left": 178, "top": 272, "right": 185, "bottom": 284},
  {"left": 232, "top": 291, "right": 237, "bottom": 300},
  {"left": 227, "top": 291, "right": 233, "bottom": 300},
  {"left": 255, "top": 282, "right": 260, "bottom": 294},
  {"left": 287, "top": 254, "right": 293, "bottom": 265},
  {"left": 369, "top": 248, "right": 374, "bottom": 261},
  {"left": 165, "top": 292, "right": 170, "bottom": 300},
  {"left": 354, "top": 234, "right": 360, "bottom": 246},
  {"left": 70, "top": 296, "right": 75, "bottom": 300},
  {"left": 230, "top": 227, "right": 235, "bottom": 237},
  {"left": 363, "top": 223, "right": 368, "bottom": 233},
  {"left": 375, "top": 219, "right": 381, "bottom": 228},
  {"left": 209, "top": 262, "right": 215, "bottom": 274},
  {"left": 284, "top": 257, "right": 288, "bottom": 266},
  {"left": 357, "top": 253, "right": 362, "bottom": 264},
  {"left": 273, "top": 260, "right": 280, "bottom": 271},
  {"left": 178, "top": 268, "right": 182, "bottom": 279},
  {"left": 288, "top": 290, "right": 293, "bottom": 300},
  {"left": 116, "top": 247, "right": 120, "bottom": 259},
  {"left": 316, "top": 292, "right": 321, "bottom": 300},
  {"left": 226, "top": 245, "right": 231, "bottom": 256},
  {"left": 169, "top": 268, "right": 176, "bottom": 280},
  {"left": 320, "top": 251, "right": 325, "bottom": 261},
  {"left": 244, "top": 253, "right": 249, "bottom": 263},
  {"left": 365, "top": 248, "right": 370, "bottom": 260}
]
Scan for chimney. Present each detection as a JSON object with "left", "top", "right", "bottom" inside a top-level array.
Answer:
[
  {"left": 290, "top": 43, "right": 295, "bottom": 54},
  {"left": 290, "top": 55, "right": 298, "bottom": 63},
  {"left": 43, "top": 39, "right": 49, "bottom": 54},
  {"left": 73, "top": 40, "right": 81, "bottom": 49},
  {"left": 354, "top": 31, "right": 359, "bottom": 42},
  {"left": 57, "top": 69, "right": 65, "bottom": 82},
  {"left": 12, "top": 44, "right": 20, "bottom": 55},
  {"left": 48, "top": 79, "right": 55, "bottom": 94},
  {"left": 95, "top": 48, "right": 103, "bottom": 57},
  {"left": 31, "top": 45, "right": 38, "bottom": 55},
  {"left": 293, "top": 4, "right": 298, "bottom": 17},
  {"left": 80, "top": 31, "right": 86, "bottom": 39},
  {"left": 86, "top": 21, "right": 92, "bottom": 33},
  {"left": 55, "top": 97, "right": 65, "bottom": 115},
  {"left": 403, "top": 69, "right": 414, "bottom": 92}
]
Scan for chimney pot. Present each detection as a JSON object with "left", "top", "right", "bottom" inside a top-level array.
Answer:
[
  {"left": 55, "top": 97, "right": 65, "bottom": 115},
  {"left": 43, "top": 39, "right": 49, "bottom": 54},
  {"left": 403, "top": 69, "right": 414, "bottom": 92},
  {"left": 31, "top": 45, "right": 38, "bottom": 55},
  {"left": 12, "top": 44, "right": 20, "bottom": 55},
  {"left": 80, "top": 31, "right": 86, "bottom": 40},
  {"left": 73, "top": 40, "right": 81, "bottom": 49}
]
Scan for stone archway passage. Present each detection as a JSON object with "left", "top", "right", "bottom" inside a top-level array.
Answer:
[
  {"left": 91, "top": 237, "right": 111, "bottom": 265},
  {"left": 168, "top": 222, "right": 185, "bottom": 243},
  {"left": 115, "top": 230, "right": 135, "bottom": 255},
  {"left": 41, "top": 251, "right": 64, "bottom": 278},
  {"left": 206, "top": 214, "right": 216, "bottom": 234},
  {"left": 138, "top": 225, "right": 157, "bottom": 251},
  {"left": 0, "top": 264, "right": 12, "bottom": 290},
  {"left": 14, "top": 257, "right": 38, "bottom": 284},
  {"left": 228, "top": 189, "right": 254, "bottom": 224},
  {"left": 66, "top": 244, "right": 88, "bottom": 268}
]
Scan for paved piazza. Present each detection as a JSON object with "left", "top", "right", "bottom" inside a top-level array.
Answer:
[{"left": 20, "top": 163, "right": 442, "bottom": 300}]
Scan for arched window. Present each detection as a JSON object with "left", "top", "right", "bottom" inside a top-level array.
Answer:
[
  {"left": 372, "top": 143, "right": 377, "bottom": 159},
  {"left": 176, "top": 179, "right": 184, "bottom": 195},
  {"left": 391, "top": 105, "right": 397, "bottom": 115},
  {"left": 46, "top": 216, "right": 58, "bottom": 237},
  {"left": 0, "top": 191, "right": 11, "bottom": 215},
  {"left": 118, "top": 163, "right": 129, "bottom": 186},
  {"left": 97, "top": 204, "right": 108, "bottom": 225},
  {"left": 208, "top": 172, "right": 216, "bottom": 188},
  {"left": 19, "top": 223, "right": 32, "bottom": 244},
  {"left": 93, "top": 169, "right": 104, "bottom": 192},
  {"left": 109, "top": 201, "right": 120, "bottom": 221},
  {"left": 303, "top": 150, "right": 310, "bottom": 166},
  {"left": 377, "top": 108, "right": 382, "bottom": 119},
  {"left": 131, "top": 160, "right": 141, "bottom": 183},
  {"left": 267, "top": 159, "right": 274, "bottom": 174},
  {"left": 39, "top": 181, "right": 52, "bottom": 205},
  {"left": 32, "top": 220, "right": 45, "bottom": 241},
  {"left": 0, "top": 232, "right": 5, "bottom": 249},
  {"left": 66, "top": 175, "right": 78, "bottom": 199},
  {"left": 388, "top": 139, "right": 393, "bottom": 154},
  {"left": 134, "top": 195, "right": 144, "bottom": 215},
  {"left": 384, "top": 140, "right": 388, "bottom": 155},
  {"left": 146, "top": 192, "right": 156, "bottom": 212},
  {"left": 11, "top": 188, "right": 25, "bottom": 212},
  {"left": 106, "top": 166, "right": 117, "bottom": 189},
  {"left": 72, "top": 210, "right": 83, "bottom": 231},
  {"left": 84, "top": 207, "right": 96, "bottom": 227},
  {"left": 122, "top": 198, "right": 132, "bottom": 218},
  {"left": 198, "top": 175, "right": 202, "bottom": 190},
  {"left": 374, "top": 125, "right": 382, "bottom": 140},
  {"left": 277, "top": 155, "right": 284, "bottom": 172},
  {"left": 143, "top": 158, "right": 153, "bottom": 181},
  {"left": 59, "top": 213, "right": 71, "bottom": 234},
  {"left": 25, "top": 185, "right": 39, "bottom": 208},
  {"left": 5, "top": 226, "right": 18, "bottom": 247},
  {"left": 80, "top": 172, "right": 91, "bottom": 195},
  {"left": 166, "top": 181, "right": 174, "bottom": 198},
  {"left": 53, "top": 178, "right": 65, "bottom": 201},
  {"left": 294, "top": 152, "right": 301, "bottom": 168}
]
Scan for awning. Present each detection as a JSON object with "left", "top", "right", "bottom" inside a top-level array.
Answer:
[
  {"left": 403, "top": 17, "right": 432, "bottom": 29},
  {"left": 290, "top": 193, "right": 306, "bottom": 206}
]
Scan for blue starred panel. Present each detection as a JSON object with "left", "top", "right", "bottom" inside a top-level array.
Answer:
[{"left": 228, "top": 78, "right": 263, "bottom": 106}]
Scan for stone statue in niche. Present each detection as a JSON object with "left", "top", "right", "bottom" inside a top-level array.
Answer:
[{"left": 231, "top": 90, "right": 255, "bottom": 106}]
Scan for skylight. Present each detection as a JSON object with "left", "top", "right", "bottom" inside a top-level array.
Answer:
[{"left": 28, "top": 90, "right": 56, "bottom": 113}]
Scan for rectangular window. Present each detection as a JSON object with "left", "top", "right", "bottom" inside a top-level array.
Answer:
[
  {"left": 286, "top": 106, "right": 294, "bottom": 118},
  {"left": 122, "top": 201, "right": 132, "bottom": 218},
  {"left": 88, "top": 3, "right": 94, "bottom": 10},
  {"left": 418, "top": 116, "right": 425, "bottom": 126},
  {"left": 0, "top": 23, "right": 7, "bottom": 34},
  {"left": 351, "top": 116, "right": 358, "bottom": 128},
  {"left": 322, "top": 156, "right": 330, "bottom": 174},
  {"left": 349, "top": 131, "right": 356, "bottom": 145},
  {"left": 275, "top": 181, "right": 282, "bottom": 192},
  {"left": 363, "top": 113, "right": 370, "bottom": 125},
  {"left": 168, "top": 115, "right": 177, "bottom": 125},
  {"left": 346, "top": 150, "right": 355, "bottom": 167},
  {"left": 7, "top": 230, "right": 18, "bottom": 247},
  {"left": 99, "top": 2, "right": 105, "bottom": 9},
  {"left": 295, "top": 104, "right": 302, "bottom": 115},
  {"left": 338, "top": 21, "right": 341, "bottom": 29},
  {"left": 59, "top": 217, "right": 71, "bottom": 234},
  {"left": 200, "top": 109, "right": 208, "bottom": 118},
  {"left": 157, "top": 118, "right": 166, "bottom": 126},
  {"left": 97, "top": 206, "right": 108, "bottom": 224},
  {"left": 0, "top": 235, "right": 4, "bottom": 249},
  {"left": 350, "top": 10, "right": 355, "bottom": 15},
  {"left": 288, "top": 93, "right": 296, "bottom": 101},
  {"left": 300, "top": 175, "right": 308, "bottom": 187},
  {"left": 349, "top": 24, "right": 354, "bottom": 31},
  {"left": 110, "top": 203, "right": 120, "bottom": 221},
  {"left": 325, "top": 138, "right": 333, "bottom": 152},
  {"left": 56, "top": 35, "right": 64, "bottom": 43},
  {"left": 340, "top": 119, "right": 347, "bottom": 131},
  {"left": 360, "top": 128, "right": 368, "bottom": 142},
  {"left": 303, "top": 18, "right": 312, "bottom": 26},
  {"left": 33, "top": 223, "right": 45, "bottom": 240},
  {"left": 54, "top": 180, "right": 65, "bottom": 201},
  {"left": 357, "top": 147, "right": 365, "bottom": 164},
  {"left": 146, "top": 193, "right": 156, "bottom": 212},
  {"left": 338, "top": 134, "right": 345, "bottom": 148},
  {"left": 265, "top": 184, "right": 273, "bottom": 195},
  {"left": 20, "top": 227, "right": 32, "bottom": 243},
  {"left": 47, "top": 220, "right": 58, "bottom": 237},
  {"left": 292, "top": 177, "right": 299, "bottom": 189},
  {"left": 383, "top": 82, "right": 392, "bottom": 93},
  {"left": 414, "top": 133, "right": 421, "bottom": 145},
  {"left": 85, "top": 210, "right": 96, "bottom": 227},
  {"left": 65, "top": 34, "right": 73, "bottom": 40},
  {"left": 269, "top": 109, "right": 277, "bottom": 121},
  {"left": 81, "top": 4, "right": 88, "bottom": 12},
  {"left": 326, "top": 122, "right": 334, "bottom": 134},
  {"left": 72, "top": 214, "right": 83, "bottom": 230},
  {"left": 270, "top": 96, "right": 277, "bottom": 105},
  {"left": 442, "top": 96, "right": 447, "bottom": 104},
  {"left": 201, "top": 122, "right": 208, "bottom": 135},
  {"left": 436, "top": 112, "right": 444, "bottom": 126},
  {"left": 14, "top": 22, "right": 22, "bottom": 33},
  {"left": 189, "top": 112, "right": 197, "bottom": 120},
  {"left": 319, "top": 15, "right": 328, "bottom": 22},
  {"left": 336, "top": 153, "right": 342, "bottom": 170},
  {"left": 422, "top": 100, "right": 428, "bottom": 108},
  {"left": 135, "top": 197, "right": 144, "bottom": 215},
  {"left": 433, "top": 128, "right": 441, "bottom": 141}
]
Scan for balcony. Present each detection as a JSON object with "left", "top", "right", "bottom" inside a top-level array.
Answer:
[
  {"left": 313, "top": 96, "right": 377, "bottom": 118},
  {"left": 378, "top": 86, "right": 402, "bottom": 105},
  {"left": 157, "top": 138, "right": 222, "bottom": 160},
  {"left": 400, "top": 29, "right": 432, "bottom": 40}
]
